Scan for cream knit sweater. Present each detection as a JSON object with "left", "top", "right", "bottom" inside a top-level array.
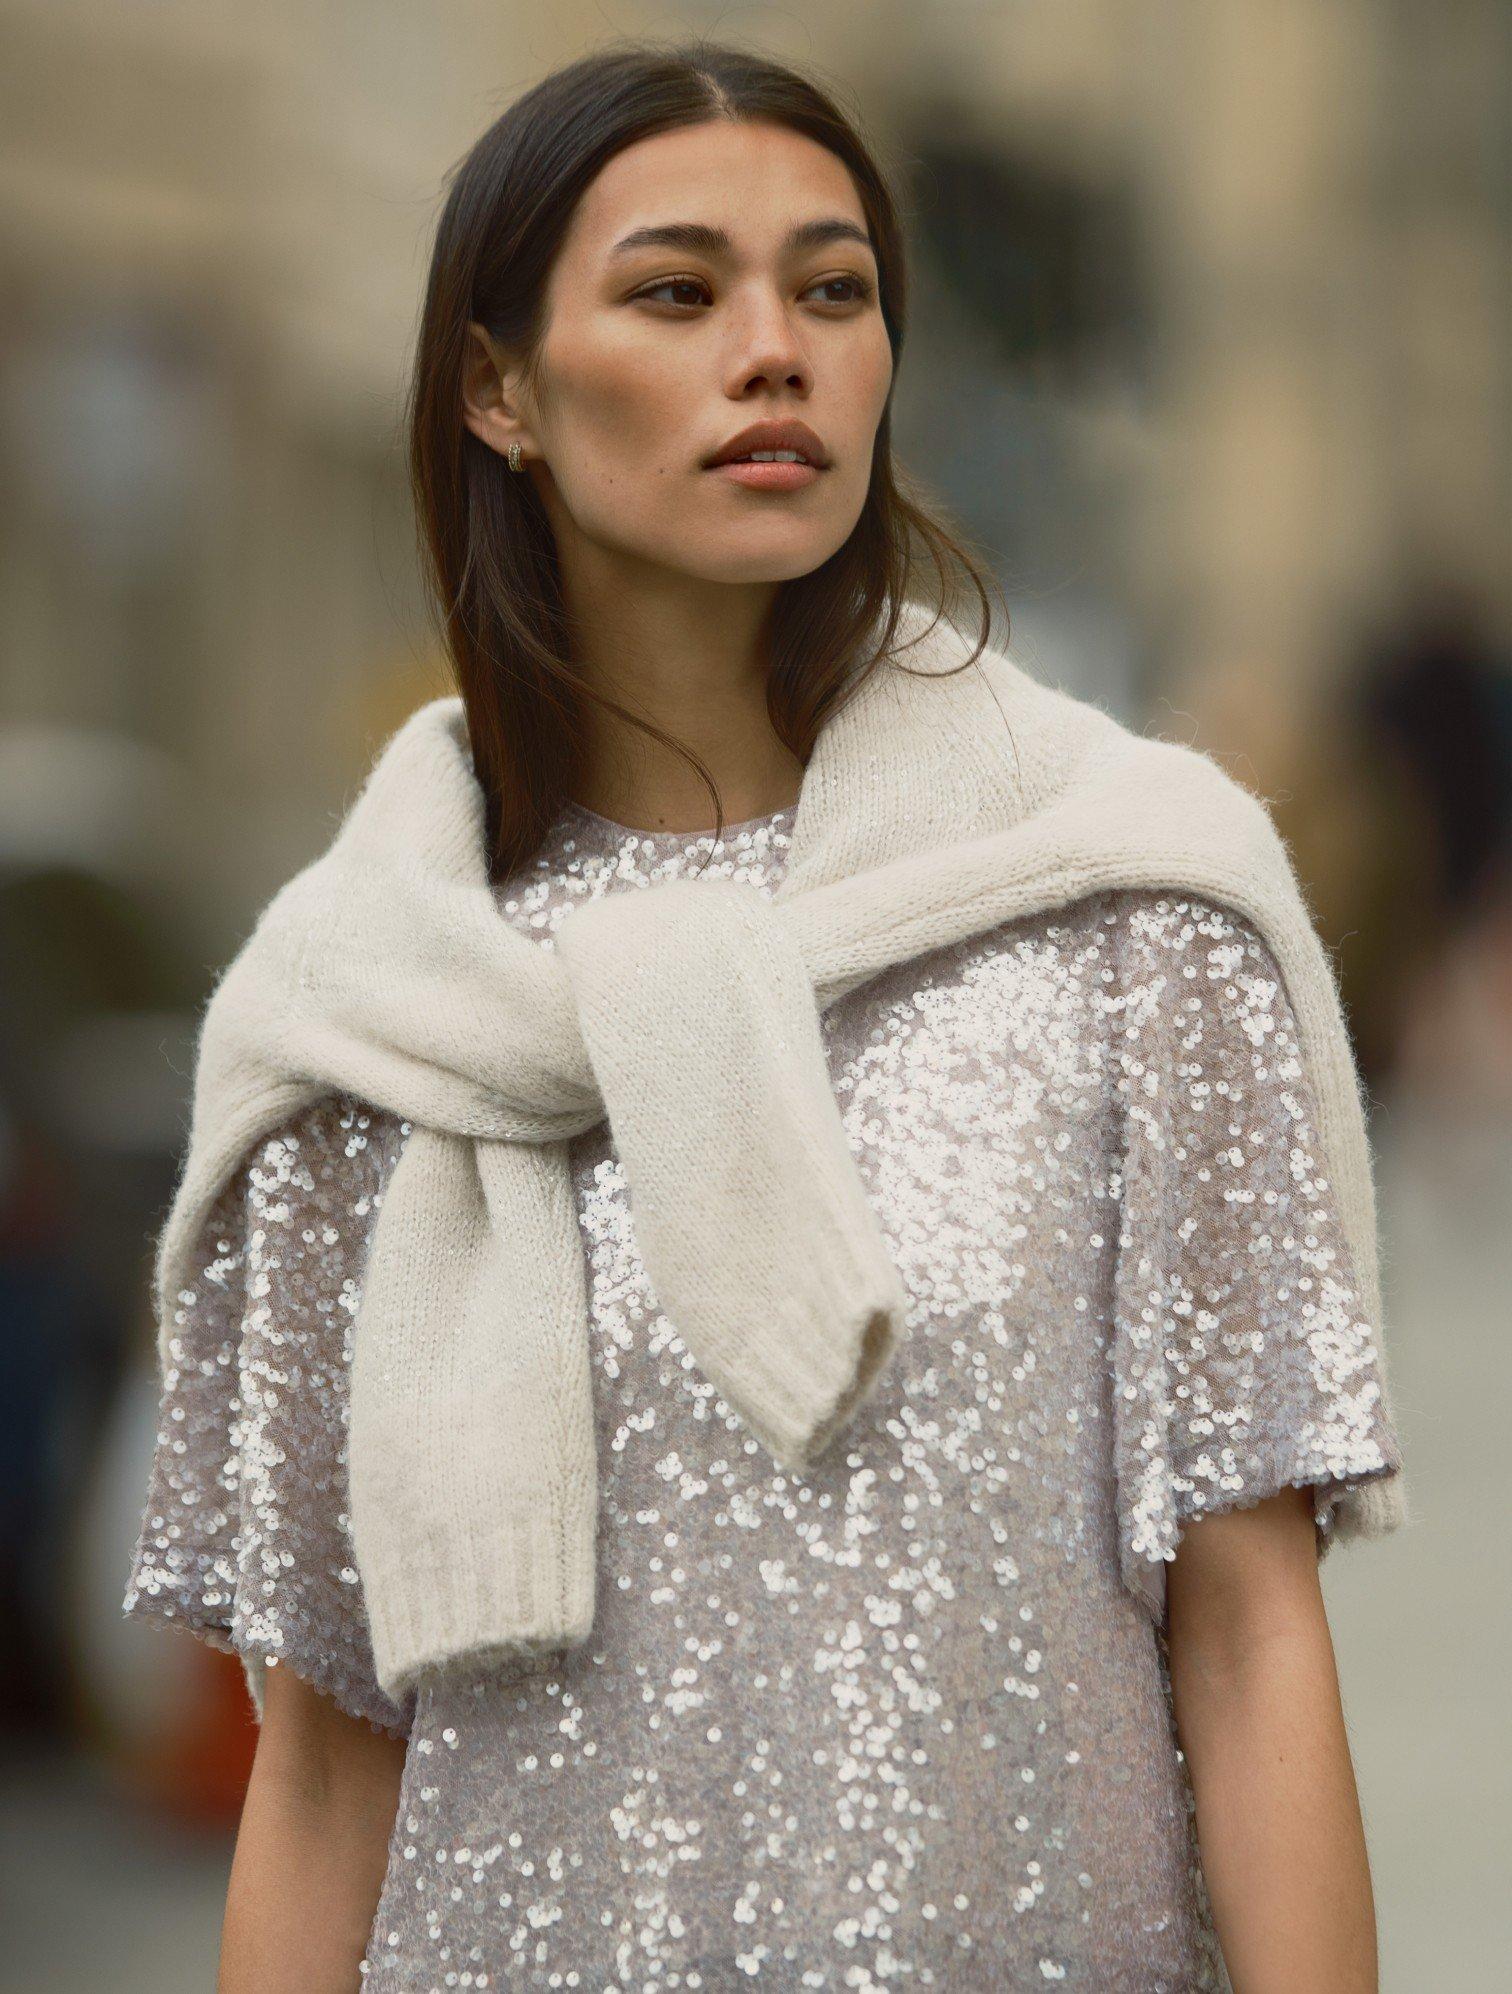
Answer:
[{"left": 152, "top": 605, "right": 1408, "bottom": 1703}]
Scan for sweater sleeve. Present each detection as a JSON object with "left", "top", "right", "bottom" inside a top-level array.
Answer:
[
  {"left": 122, "top": 1092, "right": 415, "bottom": 1737},
  {"left": 1107, "top": 891, "right": 1404, "bottom": 1627}
]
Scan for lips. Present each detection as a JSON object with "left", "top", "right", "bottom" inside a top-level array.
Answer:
[
  {"left": 709, "top": 458, "right": 822, "bottom": 491},
  {"left": 703, "top": 419, "right": 829, "bottom": 469}
]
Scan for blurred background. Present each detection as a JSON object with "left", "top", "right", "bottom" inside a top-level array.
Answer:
[{"left": 1, "top": 1, "right": 1507, "bottom": 1987}]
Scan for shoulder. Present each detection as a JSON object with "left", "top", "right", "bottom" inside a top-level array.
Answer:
[
  {"left": 237, "top": 1095, "right": 410, "bottom": 1345},
  {"left": 1098, "top": 887, "right": 1301, "bottom": 1068},
  {"left": 963, "top": 635, "right": 1285, "bottom": 832},
  {"left": 925, "top": 886, "right": 1288, "bottom": 1018},
  {"left": 1106, "top": 887, "right": 1285, "bottom": 979},
  {"left": 241, "top": 1091, "right": 411, "bottom": 1224}
]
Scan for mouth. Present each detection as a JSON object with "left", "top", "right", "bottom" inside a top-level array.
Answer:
[
  {"left": 702, "top": 418, "right": 831, "bottom": 482},
  {"left": 706, "top": 453, "right": 825, "bottom": 492}
]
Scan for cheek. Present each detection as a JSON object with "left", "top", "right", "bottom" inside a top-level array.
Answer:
[
  {"left": 849, "top": 330, "right": 895, "bottom": 422},
  {"left": 546, "top": 336, "right": 689, "bottom": 483}
]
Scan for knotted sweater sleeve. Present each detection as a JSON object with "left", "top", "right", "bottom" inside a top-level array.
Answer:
[
  {"left": 1107, "top": 891, "right": 1404, "bottom": 1626},
  {"left": 122, "top": 1093, "right": 415, "bottom": 1737}
]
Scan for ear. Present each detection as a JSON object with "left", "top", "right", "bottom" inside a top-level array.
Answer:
[{"left": 461, "top": 322, "right": 533, "bottom": 460}]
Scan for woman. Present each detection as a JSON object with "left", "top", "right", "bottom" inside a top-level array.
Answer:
[{"left": 124, "top": 41, "right": 1405, "bottom": 1993}]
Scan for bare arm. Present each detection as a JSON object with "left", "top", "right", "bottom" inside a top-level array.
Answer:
[
  {"left": 1165, "top": 1485, "right": 1381, "bottom": 1994},
  {"left": 217, "top": 1661, "right": 407, "bottom": 1994}
]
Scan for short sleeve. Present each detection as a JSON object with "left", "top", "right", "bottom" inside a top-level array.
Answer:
[
  {"left": 122, "top": 1093, "right": 415, "bottom": 1738},
  {"left": 1108, "top": 892, "right": 1404, "bottom": 1626}
]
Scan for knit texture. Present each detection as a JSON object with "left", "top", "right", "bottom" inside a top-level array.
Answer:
[{"left": 151, "top": 604, "right": 1409, "bottom": 1701}]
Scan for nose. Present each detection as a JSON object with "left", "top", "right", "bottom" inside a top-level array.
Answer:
[{"left": 723, "top": 290, "right": 814, "bottom": 397}]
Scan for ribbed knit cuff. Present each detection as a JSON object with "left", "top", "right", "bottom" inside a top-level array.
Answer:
[
  {"left": 708, "top": 1229, "right": 911, "bottom": 1474},
  {"left": 364, "top": 1488, "right": 596, "bottom": 1705}
]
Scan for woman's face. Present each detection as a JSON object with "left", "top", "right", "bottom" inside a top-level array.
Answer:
[{"left": 465, "top": 118, "right": 894, "bottom": 587}]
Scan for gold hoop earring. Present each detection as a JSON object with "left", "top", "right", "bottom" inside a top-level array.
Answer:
[{"left": 507, "top": 441, "right": 524, "bottom": 472}]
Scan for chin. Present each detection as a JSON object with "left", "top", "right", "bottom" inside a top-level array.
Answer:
[{"left": 677, "top": 524, "right": 860, "bottom": 586}]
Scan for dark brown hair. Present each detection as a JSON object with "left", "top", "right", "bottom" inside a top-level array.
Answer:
[{"left": 405, "top": 36, "right": 1007, "bottom": 882}]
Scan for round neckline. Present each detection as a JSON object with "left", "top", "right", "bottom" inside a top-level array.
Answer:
[{"left": 563, "top": 797, "right": 797, "bottom": 842}]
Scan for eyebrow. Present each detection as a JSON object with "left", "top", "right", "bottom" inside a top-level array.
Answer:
[{"left": 609, "top": 217, "right": 876, "bottom": 260}]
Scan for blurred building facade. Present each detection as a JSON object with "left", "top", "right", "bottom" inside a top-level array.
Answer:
[{"left": 1, "top": 1, "right": 1505, "bottom": 905}]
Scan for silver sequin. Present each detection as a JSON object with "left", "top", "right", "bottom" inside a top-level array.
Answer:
[{"left": 123, "top": 796, "right": 1401, "bottom": 1990}]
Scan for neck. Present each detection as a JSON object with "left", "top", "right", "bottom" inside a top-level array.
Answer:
[{"left": 558, "top": 559, "right": 805, "bottom": 835}]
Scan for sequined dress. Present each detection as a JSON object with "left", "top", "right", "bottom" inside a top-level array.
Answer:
[{"left": 124, "top": 795, "right": 1403, "bottom": 1992}]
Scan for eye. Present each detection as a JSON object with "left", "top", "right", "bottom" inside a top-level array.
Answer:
[
  {"left": 630, "top": 272, "right": 877, "bottom": 310},
  {"left": 804, "top": 273, "right": 876, "bottom": 307},
  {"left": 633, "top": 276, "right": 713, "bottom": 309}
]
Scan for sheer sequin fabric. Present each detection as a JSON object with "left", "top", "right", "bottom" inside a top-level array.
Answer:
[{"left": 124, "top": 795, "right": 1402, "bottom": 1991}]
